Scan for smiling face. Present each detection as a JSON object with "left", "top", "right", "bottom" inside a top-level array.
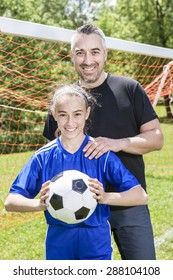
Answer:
[
  {"left": 71, "top": 33, "right": 107, "bottom": 88},
  {"left": 52, "top": 94, "right": 91, "bottom": 143}
]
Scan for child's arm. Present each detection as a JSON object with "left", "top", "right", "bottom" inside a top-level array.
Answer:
[
  {"left": 4, "top": 181, "right": 50, "bottom": 212},
  {"left": 89, "top": 178, "right": 148, "bottom": 206}
]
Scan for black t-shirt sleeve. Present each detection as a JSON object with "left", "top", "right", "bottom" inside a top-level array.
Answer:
[
  {"left": 133, "top": 82, "right": 158, "bottom": 128},
  {"left": 43, "top": 113, "right": 57, "bottom": 141}
]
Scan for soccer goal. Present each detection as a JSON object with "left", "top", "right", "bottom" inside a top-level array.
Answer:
[
  {"left": 1, "top": 17, "right": 173, "bottom": 261},
  {"left": 0, "top": 17, "right": 173, "bottom": 176}
]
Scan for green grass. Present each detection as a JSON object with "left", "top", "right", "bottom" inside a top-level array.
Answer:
[
  {"left": 0, "top": 213, "right": 46, "bottom": 259},
  {"left": 0, "top": 105, "right": 173, "bottom": 260},
  {"left": 143, "top": 107, "right": 173, "bottom": 260}
]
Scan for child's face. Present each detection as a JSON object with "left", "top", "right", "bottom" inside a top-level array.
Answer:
[{"left": 52, "top": 94, "right": 90, "bottom": 140}]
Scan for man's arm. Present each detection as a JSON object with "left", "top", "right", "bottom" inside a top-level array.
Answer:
[
  {"left": 122, "top": 118, "right": 164, "bottom": 154},
  {"left": 83, "top": 118, "right": 164, "bottom": 159},
  {"left": 43, "top": 113, "right": 58, "bottom": 141}
]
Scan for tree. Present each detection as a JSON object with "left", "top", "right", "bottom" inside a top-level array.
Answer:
[
  {"left": 97, "top": 0, "right": 173, "bottom": 48},
  {"left": 97, "top": 0, "right": 173, "bottom": 117},
  {"left": 0, "top": 0, "right": 104, "bottom": 29}
]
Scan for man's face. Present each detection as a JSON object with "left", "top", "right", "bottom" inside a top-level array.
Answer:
[{"left": 71, "top": 33, "right": 107, "bottom": 88}]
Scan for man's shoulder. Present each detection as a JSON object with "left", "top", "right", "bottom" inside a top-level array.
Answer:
[
  {"left": 108, "top": 73, "right": 138, "bottom": 85},
  {"left": 107, "top": 73, "right": 143, "bottom": 96}
]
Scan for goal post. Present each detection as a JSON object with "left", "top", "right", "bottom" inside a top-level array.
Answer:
[
  {"left": 1, "top": 17, "right": 173, "bottom": 58},
  {"left": 0, "top": 17, "right": 173, "bottom": 180}
]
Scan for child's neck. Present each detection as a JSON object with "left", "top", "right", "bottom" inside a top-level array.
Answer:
[{"left": 60, "top": 134, "right": 86, "bottom": 154}]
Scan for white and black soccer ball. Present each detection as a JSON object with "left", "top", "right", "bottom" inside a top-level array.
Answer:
[{"left": 46, "top": 170, "right": 97, "bottom": 224}]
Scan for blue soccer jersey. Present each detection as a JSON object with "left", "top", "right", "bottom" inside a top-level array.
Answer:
[{"left": 10, "top": 134, "right": 139, "bottom": 227}]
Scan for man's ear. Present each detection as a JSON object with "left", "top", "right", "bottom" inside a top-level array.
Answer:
[
  {"left": 105, "top": 49, "right": 108, "bottom": 61},
  {"left": 70, "top": 50, "right": 74, "bottom": 64}
]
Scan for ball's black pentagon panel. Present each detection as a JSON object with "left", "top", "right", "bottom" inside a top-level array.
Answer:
[
  {"left": 72, "top": 179, "right": 88, "bottom": 194},
  {"left": 50, "top": 193, "right": 63, "bottom": 210},
  {"left": 75, "top": 206, "right": 90, "bottom": 220}
]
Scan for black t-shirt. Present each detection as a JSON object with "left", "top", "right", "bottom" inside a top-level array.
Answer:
[{"left": 43, "top": 74, "right": 157, "bottom": 192}]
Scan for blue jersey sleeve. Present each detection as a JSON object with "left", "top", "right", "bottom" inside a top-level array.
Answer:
[
  {"left": 9, "top": 154, "right": 43, "bottom": 198},
  {"left": 104, "top": 151, "right": 140, "bottom": 192}
]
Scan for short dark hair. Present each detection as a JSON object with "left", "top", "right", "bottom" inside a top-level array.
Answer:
[{"left": 71, "top": 24, "right": 106, "bottom": 50}]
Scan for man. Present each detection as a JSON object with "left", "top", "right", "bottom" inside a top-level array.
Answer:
[{"left": 43, "top": 24, "right": 164, "bottom": 260}]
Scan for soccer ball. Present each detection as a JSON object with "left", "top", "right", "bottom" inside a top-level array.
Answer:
[{"left": 46, "top": 170, "right": 97, "bottom": 224}]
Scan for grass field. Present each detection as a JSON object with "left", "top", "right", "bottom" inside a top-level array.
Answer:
[{"left": 0, "top": 105, "right": 173, "bottom": 260}]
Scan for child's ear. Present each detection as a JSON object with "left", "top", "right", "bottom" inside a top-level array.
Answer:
[
  {"left": 85, "top": 107, "right": 91, "bottom": 120},
  {"left": 51, "top": 109, "right": 57, "bottom": 121}
]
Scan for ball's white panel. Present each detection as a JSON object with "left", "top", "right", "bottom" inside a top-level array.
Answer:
[
  {"left": 63, "top": 190, "right": 83, "bottom": 211},
  {"left": 54, "top": 208, "right": 77, "bottom": 224},
  {"left": 46, "top": 170, "right": 97, "bottom": 224},
  {"left": 82, "top": 188, "right": 97, "bottom": 209}
]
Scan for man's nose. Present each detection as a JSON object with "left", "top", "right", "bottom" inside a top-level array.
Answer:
[{"left": 83, "top": 52, "right": 93, "bottom": 64}]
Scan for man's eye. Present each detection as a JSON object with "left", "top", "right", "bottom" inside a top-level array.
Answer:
[
  {"left": 92, "top": 51, "right": 100, "bottom": 55},
  {"left": 76, "top": 51, "right": 84, "bottom": 57},
  {"left": 75, "top": 113, "right": 82, "bottom": 116}
]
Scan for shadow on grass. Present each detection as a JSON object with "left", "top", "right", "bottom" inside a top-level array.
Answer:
[{"left": 159, "top": 116, "right": 173, "bottom": 124}]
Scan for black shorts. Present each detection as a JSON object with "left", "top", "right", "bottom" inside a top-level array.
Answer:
[{"left": 109, "top": 205, "right": 156, "bottom": 260}]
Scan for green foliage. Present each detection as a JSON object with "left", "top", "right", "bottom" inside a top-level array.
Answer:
[
  {"left": 0, "top": 35, "right": 76, "bottom": 155},
  {"left": 105, "top": 49, "right": 169, "bottom": 86},
  {"left": 0, "top": 0, "right": 69, "bottom": 25},
  {"left": 0, "top": 106, "right": 47, "bottom": 154},
  {"left": 97, "top": 0, "right": 173, "bottom": 48},
  {"left": 0, "top": 35, "right": 74, "bottom": 97},
  {"left": 1, "top": 0, "right": 173, "bottom": 47},
  {"left": 0, "top": 0, "right": 104, "bottom": 28}
]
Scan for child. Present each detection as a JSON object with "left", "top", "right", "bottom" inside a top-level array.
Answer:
[{"left": 5, "top": 84, "right": 148, "bottom": 260}]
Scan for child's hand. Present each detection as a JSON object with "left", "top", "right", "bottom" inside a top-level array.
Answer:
[
  {"left": 39, "top": 180, "right": 51, "bottom": 210},
  {"left": 88, "top": 178, "right": 106, "bottom": 204}
]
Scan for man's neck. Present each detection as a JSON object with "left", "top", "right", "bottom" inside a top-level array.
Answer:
[{"left": 79, "top": 72, "right": 107, "bottom": 89}]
